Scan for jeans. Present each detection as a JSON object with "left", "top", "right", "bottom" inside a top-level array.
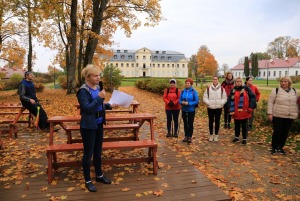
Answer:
[
  {"left": 272, "top": 117, "right": 293, "bottom": 149},
  {"left": 182, "top": 111, "right": 195, "bottom": 137},
  {"left": 166, "top": 109, "right": 180, "bottom": 134},
  {"left": 80, "top": 124, "right": 104, "bottom": 182},
  {"left": 207, "top": 108, "right": 222, "bottom": 135}
]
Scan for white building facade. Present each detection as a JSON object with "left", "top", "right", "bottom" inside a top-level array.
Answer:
[
  {"left": 105, "top": 47, "right": 189, "bottom": 78},
  {"left": 231, "top": 57, "right": 300, "bottom": 79}
]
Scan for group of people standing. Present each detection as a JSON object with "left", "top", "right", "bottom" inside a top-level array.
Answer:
[{"left": 163, "top": 74, "right": 299, "bottom": 154}]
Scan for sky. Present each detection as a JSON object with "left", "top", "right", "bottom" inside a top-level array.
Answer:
[{"left": 35, "top": 0, "right": 300, "bottom": 72}]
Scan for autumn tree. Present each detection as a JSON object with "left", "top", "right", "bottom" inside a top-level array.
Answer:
[
  {"left": 196, "top": 45, "right": 218, "bottom": 76},
  {"left": 188, "top": 54, "right": 198, "bottom": 78},
  {"left": 267, "top": 36, "right": 300, "bottom": 58},
  {"left": 244, "top": 56, "right": 249, "bottom": 77},
  {"left": 255, "top": 52, "right": 271, "bottom": 60}
]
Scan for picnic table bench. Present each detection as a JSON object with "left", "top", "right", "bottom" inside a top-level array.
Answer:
[
  {"left": 46, "top": 113, "right": 158, "bottom": 184},
  {"left": 0, "top": 104, "right": 34, "bottom": 138}
]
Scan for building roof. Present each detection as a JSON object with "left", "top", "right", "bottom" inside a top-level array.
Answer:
[
  {"left": 0, "top": 67, "right": 26, "bottom": 79},
  {"left": 231, "top": 57, "right": 300, "bottom": 70},
  {"left": 110, "top": 48, "right": 187, "bottom": 62}
]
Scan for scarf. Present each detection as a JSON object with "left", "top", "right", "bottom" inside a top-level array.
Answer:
[{"left": 229, "top": 86, "right": 245, "bottom": 114}]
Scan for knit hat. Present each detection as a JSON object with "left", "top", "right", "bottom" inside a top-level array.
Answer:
[{"left": 169, "top": 79, "right": 176, "bottom": 84}]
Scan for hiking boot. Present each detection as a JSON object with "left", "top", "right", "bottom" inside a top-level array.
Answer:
[
  {"left": 182, "top": 136, "right": 187, "bottom": 142},
  {"left": 213, "top": 135, "right": 218, "bottom": 142},
  {"left": 270, "top": 149, "right": 277, "bottom": 154},
  {"left": 209, "top": 135, "right": 213, "bottom": 142},
  {"left": 232, "top": 138, "right": 239, "bottom": 143},
  {"left": 166, "top": 133, "right": 171, "bottom": 138},
  {"left": 278, "top": 148, "right": 286, "bottom": 155},
  {"left": 241, "top": 139, "right": 247, "bottom": 145},
  {"left": 228, "top": 124, "right": 231, "bottom": 129},
  {"left": 224, "top": 124, "right": 228, "bottom": 129},
  {"left": 187, "top": 137, "right": 192, "bottom": 144}
]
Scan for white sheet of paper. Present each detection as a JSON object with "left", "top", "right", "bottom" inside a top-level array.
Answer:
[{"left": 108, "top": 90, "right": 134, "bottom": 108}]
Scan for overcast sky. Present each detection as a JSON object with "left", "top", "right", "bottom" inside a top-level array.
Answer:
[{"left": 35, "top": 0, "right": 300, "bottom": 72}]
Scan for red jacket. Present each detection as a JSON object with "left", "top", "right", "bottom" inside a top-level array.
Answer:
[
  {"left": 221, "top": 79, "right": 234, "bottom": 96},
  {"left": 248, "top": 84, "right": 260, "bottom": 102},
  {"left": 163, "top": 87, "right": 181, "bottom": 110},
  {"left": 229, "top": 88, "right": 254, "bottom": 120}
]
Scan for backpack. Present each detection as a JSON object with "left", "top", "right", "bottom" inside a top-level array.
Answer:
[
  {"left": 166, "top": 88, "right": 178, "bottom": 97},
  {"left": 207, "top": 86, "right": 224, "bottom": 98},
  {"left": 191, "top": 89, "right": 199, "bottom": 108},
  {"left": 275, "top": 87, "right": 296, "bottom": 95}
]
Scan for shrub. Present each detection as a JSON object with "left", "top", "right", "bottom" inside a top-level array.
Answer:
[
  {"left": 4, "top": 73, "right": 23, "bottom": 90},
  {"left": 34, "top": 83, "right": 45, "bottom": 92},
  {"left": 57, "top": 75, "right": 67, "bottom": 89},
  {"left": 135, "top": 78, "right": 184, "bottom": 94}
]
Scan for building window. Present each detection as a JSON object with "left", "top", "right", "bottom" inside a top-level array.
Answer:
[
  {"left": 114, "top": 55, "right": 117, "bottom": 59},
  {"left": 285, "top": 71, "right": 288, "bottom": 76},
  {"left": 168, "top": 56, "right": 171, "bottom": 60},
  {"left": 131, "top": 63, "right": 134, "bottom": 67},
  {"left": 136, "top": 63, "right": 138, "bottom": 67},
  {"left": 239, "top": 72, "right": 241, "bottom": 76},
  {"left": 124, "top": 50, "right": 128, "bottom": 53},
  {"left": 128, "top": 55, "right": 132, "bottom": 59},
  {"left": 153, "top": 64, "right": 155, "bottom": 67},
  {"left": 263, "top": 71, "right": 265, "bottom": 77},
  {"left": 235, "top": 72, "right": 238, "bottom": 77},
  {"left": 268, "top": 71, "right": 270, "bottom": 76},
  {"left": 121, "top": 55, "right": 125, "bottom": 59},
  {"left": 116, "top": 63, "right": 118, "bottom": 67},
  {"left": 161, "top": 56, "right": 165, "bottom": 60},
  {"left": 154, "top": 56, "right": 158, "bottom": 60},
  {"left": 172, "top": 64, "right": 174, "bottom": 68},
  {"left": 126, "top": 63, "right": 129, "bottom": 67},
  {"left": 117, "top": 50, "right": 120, "bottom": 53},
  {"left": 143, "top": 56, "right": 146, "bottom": 60},
  {"left": 162, "top": 64, "right": 165, "bottom": 68},
  {"left": 156, "top": 51, "right": 159, "bottom": 54},
  {"left": 259, "top": 72, "right": 261, "bottom": 77},
  {"left": 182, "top": 64, "right": 185, "bottom": 68},
  {"left": 279, "top": 71, "right": 281, "bottom": 77},
  {"left": 177, "top": 64, "right": 179, "bottom": 68},
  {"left": 158, "top": 64, "right": 160, "bottom": 68},
  {"left": 162, "top": 51, "right": 166, "bottom": 54},
  {"left": 121, "top": 63, "right": 123, "bottom": 67},
  {"left": 167, "top": 64, "right": 169, "bottom": 68},
  {"left": 296, "top": 71, "right": 298, "bottom": 76},
  {"left": 273, "top": 71, "right": 276, "bottom": 77}
]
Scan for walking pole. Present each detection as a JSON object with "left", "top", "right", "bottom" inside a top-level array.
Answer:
[{"left": 35, "top": 106, "right": 40, "bottom": 139}]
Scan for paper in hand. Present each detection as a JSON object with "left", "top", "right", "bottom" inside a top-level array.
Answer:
[{"left": 109, "top": 90, "right": 134, "bottom": 108}]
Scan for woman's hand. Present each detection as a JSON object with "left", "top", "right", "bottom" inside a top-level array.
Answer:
[
  {"left": 268, "top": 114, "right": 273, "bottom": 122},
  {"left": 98, "top": 89, "right": 105, "bottom": 98}
]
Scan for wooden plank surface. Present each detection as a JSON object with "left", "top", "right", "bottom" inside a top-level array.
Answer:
[{"left": 0, "top": 126, "right": 231, "bottom": 201}]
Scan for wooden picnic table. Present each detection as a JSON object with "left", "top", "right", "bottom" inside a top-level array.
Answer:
[
  {"left": 75, "top": 101, "right": 140, "bottom": 115},
  {"left": 47, "top": 113, "right": 156, "bottom": 145}
]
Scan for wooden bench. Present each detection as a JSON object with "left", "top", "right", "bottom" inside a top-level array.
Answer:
[
  {"left": 0, "top": 105, "right": 34, "bottom": 138},
  {"left": 60, "top": 123, "right": 140, "bottom": 144},
  {"left": 46, "top": 140, "right": 158, "bottom": 184},
  {"left": 0, "top": 131, "right": 3, "bottom": 149}
]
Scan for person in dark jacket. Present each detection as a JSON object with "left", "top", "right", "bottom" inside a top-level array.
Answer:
[
  {"left": 163, "top": 79, "right": 181, "bottom": 137},
  {"left": 221, "top": 72, "right": 234, "bottom": 129},
  {"left": 77, "top": 64, "right": 112, "bottom": 192},
  {"left": 18, "top": 71, "right": 50, "bottom": 130},
  {"left": 179, "top": 78, "right": 199, "bottom": 144},
  {"left": 227, "top": 77, "right": 256, "bottom": 145}
]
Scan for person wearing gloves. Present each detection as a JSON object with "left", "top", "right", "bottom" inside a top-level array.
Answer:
[
  {"left": 163, "top": 79, "right": 181, "bottom": 137},
  {"left": 179, "top": 78, "right": 199, "bottom": 144},
  {"left": 203, "top": 76, "right": 227, "bottom": 142},
  {"left": 227, "top": 77, "right": 256, "bottom": 145}
]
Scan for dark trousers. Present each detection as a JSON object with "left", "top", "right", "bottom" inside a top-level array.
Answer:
[
  {"left": 207, "top": 108, "right": 222, "bottom": 135},
  {"left": 247, "top": 111, "right": 255, "bottom": 128},
  {"left": 166, "top": 109, "right": 180, "bottom": 135},
  {"left": 21, "top": 101, "right": 49, "bottom": 129},
  {"left": 182, "top": 111, "right": 195, "bottom": 137},
  {"left": 234, "top": 119, "right": 248, "bottom": 139},
  {"left": 223, "top": 105, "right": 232, "bottom": 125},
  {"left": 272, "top": 117, "right": 293, "bottom": 149},
  {"left": 80, "top": 124, "right": 104, "bottom": 182}
]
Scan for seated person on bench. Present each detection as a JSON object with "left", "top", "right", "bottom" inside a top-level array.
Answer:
[{"left": 18, "top": 71, "right": 52, "bottom": 131}]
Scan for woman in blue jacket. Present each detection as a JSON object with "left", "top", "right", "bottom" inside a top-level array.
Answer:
[
  {"left": 77, "top": 64, "right": 112, "bottom": 192},
  {"left": 180, "top": 78, "right": 199, "bottom": 144}
]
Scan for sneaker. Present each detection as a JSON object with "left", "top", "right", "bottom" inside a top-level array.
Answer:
[
  {"left": 166, "top": 133, "right": 171, "bottom": 138},
  {"left": 182, "top": 136, "right": 187, "bottom": 142},
  {"left": 278, "top": 148, "right": 286, "bottom": 155},
  {"left": 228, "top": 124, "right": 231, "bottom": 129},
  {"left": 270, "top": 149, "right": 277, "bottom": 154},
  {"left": 213, "top": 135, "right": 218, "bottom": 142},
  {"left": 232, "top": 138, "right": 239, "bottom": 143},
  {"left": 209, "top": 135, "right": 213, "bottom": 142},
  {"left": 173, "top": 133, "right": 178, "bottom": 138},
  {"left": 224, "top": 124, "right": 228, "bottom": 129},
  {"left": 241, "top": 139, "right": 247, "bottom": 145},
  {"left": 187, "top": 137, "right": 192, "bottom": 144}
]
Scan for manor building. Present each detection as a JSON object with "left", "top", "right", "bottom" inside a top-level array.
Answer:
[
  {"left": 230, "top": 57, "right": 300, "bottom": 79},
  {"left": 105, "top": 47, "right": 189, "bottom": 78}
]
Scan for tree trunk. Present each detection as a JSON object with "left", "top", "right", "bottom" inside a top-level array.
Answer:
[
  {"left": 83, "top": 0, "right": 108, "bottom": 67},
  {"left": 67, "top": 0, "right": 78, "bottom": 94},
  {"left": 27, "top": 5, "right": 32, "bottom": 71}
]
